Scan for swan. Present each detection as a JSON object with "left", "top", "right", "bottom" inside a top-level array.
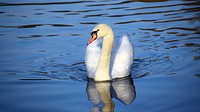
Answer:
[{"left": 85, "top": 24, "right": 134, "bottom": 81}]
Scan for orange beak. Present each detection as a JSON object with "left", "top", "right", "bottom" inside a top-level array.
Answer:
[{"left": 87, "top": 33, "right": 97, "bottom": 45}]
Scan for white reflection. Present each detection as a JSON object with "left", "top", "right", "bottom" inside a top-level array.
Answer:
[{"left": 86, "top": 77, "right": 136, "bottom": 112}]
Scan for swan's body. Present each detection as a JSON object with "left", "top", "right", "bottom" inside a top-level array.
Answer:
[{"left": 85, "top": 24, "right": 134, "bottom": 81}]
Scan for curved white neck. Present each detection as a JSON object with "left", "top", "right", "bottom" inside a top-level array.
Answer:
[
  {"left": 94, "top": 29, "right": 114, "bottom": 81},
  {"left": 96, "top": 82, "right": 114, "bottom": 111}
]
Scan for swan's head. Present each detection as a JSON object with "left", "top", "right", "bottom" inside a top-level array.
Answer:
[{"left": 87, "top": 24, "right": 111, "bottom": 45}]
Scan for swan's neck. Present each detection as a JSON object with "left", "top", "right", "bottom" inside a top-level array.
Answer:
[
  {"left": 96, "top": 82, "right": 114, "bottom": 112},
  {"left": 94, "top": 29, "right": 114, "bottom": 81}
]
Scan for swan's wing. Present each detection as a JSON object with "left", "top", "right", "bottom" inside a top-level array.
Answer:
[
  {"left": 111, "top": 35, "right": 134, "bottom": 79},
  {"left": 111, "top": 78, "right": 136, "bottom": 105},
  {"left": 85, "top": 38, "right": 102, "bottom": 79}
]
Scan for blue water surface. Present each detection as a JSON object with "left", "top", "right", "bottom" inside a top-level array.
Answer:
[{"left": 0, "top": 0, "right": 200, "bottom": 112}]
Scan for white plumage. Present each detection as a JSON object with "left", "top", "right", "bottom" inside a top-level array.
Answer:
[{"left": 85, "top": 24, "right": 134, "bottom": 81}]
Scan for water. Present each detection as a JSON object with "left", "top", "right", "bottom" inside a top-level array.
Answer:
[{"left": 0, "top": 0, "right": 200, "bottom": 112}]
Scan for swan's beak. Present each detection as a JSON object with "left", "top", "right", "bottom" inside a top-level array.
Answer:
[{"left": 87, "top": 33, "right": 97, "bottom": 45}]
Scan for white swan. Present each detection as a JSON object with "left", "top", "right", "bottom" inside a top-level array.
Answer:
[{"left": 85, "top": 24, "right": 134, "bottom": 81}]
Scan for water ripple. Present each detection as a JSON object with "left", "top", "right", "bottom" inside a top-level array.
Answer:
[
  {"left": 0, "top": 24, "right": 73, "bottom": 29},
  {"left": 0, "top": 0, "right": 199, "bottom": 81},
  {"left": 0, "top": 1, "right": 92, "bottom": 6},
  {"left": 139, "top": 27, "right": 199, "bottom": 32}
]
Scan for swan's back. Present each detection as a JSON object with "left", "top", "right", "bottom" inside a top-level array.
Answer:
[{"left": 111, "top": 35, "right": 134, "bottom": 79}]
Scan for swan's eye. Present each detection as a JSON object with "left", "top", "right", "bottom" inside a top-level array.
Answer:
[
  {"left": 90, "top": 29, "right": 99, "bottom": 36},
  {"left": 90, "top": 31, "right": 97, "bottom": 35}
]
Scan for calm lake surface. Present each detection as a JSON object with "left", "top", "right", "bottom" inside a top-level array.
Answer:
[{"left": 0, "top": 0, "right": 200, "bottom": 112}]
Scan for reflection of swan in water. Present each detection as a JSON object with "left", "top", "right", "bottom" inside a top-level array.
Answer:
[{"left": 86, "top": 77, "right": 136, "bottom": 112}]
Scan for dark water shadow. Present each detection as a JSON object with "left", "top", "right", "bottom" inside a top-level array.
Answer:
[
  {"left": 0, "top": 1, "right": 92, "bottom": 6},
  {"left": 0, "top": 24, "right": 73, "bottom": 29}
]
